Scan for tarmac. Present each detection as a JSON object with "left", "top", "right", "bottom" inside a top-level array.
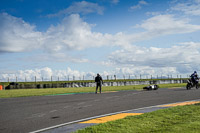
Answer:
[{"left": 32, "top": 99, "right": 200, "bottom": 133}]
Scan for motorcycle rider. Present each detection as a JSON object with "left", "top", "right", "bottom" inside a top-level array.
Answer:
[{"left": 191, "top": 71, "right": 199, "bottom": 85}]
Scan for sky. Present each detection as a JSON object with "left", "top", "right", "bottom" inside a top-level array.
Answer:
[{"left": 0, "top": 0, "right": 200, "bottom": 82}]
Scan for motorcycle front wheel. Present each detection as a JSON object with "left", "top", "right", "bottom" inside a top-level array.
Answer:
[{"left": 196, "top": 83, "right": 199, "bottom": 89}]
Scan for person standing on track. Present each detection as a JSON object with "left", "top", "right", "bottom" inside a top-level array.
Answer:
[{"left": 95, "top": 73, "right": 103, "bottom": 94}]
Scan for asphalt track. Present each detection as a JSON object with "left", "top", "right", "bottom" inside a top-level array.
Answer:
[{"left": 0, "top": 87, "right": 200, "bottom": 133}]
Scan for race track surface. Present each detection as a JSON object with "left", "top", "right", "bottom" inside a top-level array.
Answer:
[{"left": 0, "top": 87, "right": 200, "bottom": 133}]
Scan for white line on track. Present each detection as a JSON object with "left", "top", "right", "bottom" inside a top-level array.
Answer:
[{"left": 30, "top": 99, "right": 200, "bottom": 133}]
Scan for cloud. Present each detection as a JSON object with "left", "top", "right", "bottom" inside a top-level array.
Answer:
[
  {"left": 131, "top": 14, "right": 200, "bottom": 43},
  {"left": 1, "top": 13, "right": 200, "bottom": 56},
  {"left": 171, "top": 0, "right": 200, "bottom": 16},
  {"left": 130, "top": 0, "right": 148, "bottom": 10},
  {"left": 30, "top": 52, "right": 89, "bottom": 63},
  {"left": 107, "top": 42, "right": 200, "bottom": 74},
  {"left": 43, "top": 14, "right": 116, "bottom": 52},
  {"left": 47, "top": 1, "right": 104, "bottom": 18},
  {"left": 0, "top": 13, "right": 43, "bottom": 53},
  {"left": 138, "top": 14, "right": 200, "bottom": 33},
  {"left": 0, "top": 67, "right": 96, "bottom": 82},
  {"left": 43, "top": 14, "right": 200, "bottom": 54},
  {"left": 0, "top": 61, "right": 193, "bottom": 82},
  {"left": 44, "top": 14, "right": 200, "bottom": 53}
]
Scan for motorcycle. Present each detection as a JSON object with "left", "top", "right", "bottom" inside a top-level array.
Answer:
[{"left": 186, "top": 78, "right": 199, "bottom": 90}]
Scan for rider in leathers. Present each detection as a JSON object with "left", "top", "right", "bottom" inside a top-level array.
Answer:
[{"left": 191, "top": 71, "right": 199, "bottom": 85}]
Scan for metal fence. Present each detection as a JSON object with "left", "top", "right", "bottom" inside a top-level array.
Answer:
[{"left": 0, "top": 74, "right": 190, "bottom": 83}]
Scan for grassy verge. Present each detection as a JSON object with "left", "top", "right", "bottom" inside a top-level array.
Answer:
[
  {"left": 76, "top": 103, "right": 200, "bottom": 133},
  {"left": 0, "top": 83, "right": 186, "bottom": 98}
]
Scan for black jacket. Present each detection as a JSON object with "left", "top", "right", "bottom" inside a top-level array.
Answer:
[{"left": 95, "top": 76, "right": 103, "bottom": 84}]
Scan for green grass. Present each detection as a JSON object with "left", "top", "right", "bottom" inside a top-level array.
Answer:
[
  {"left": 0, "top": 83, "right": 186, "bottom": 98},
  {"left": 76, "top": 103, "right": 200, "bottom": 133},
  {"left": 0, "top": 85, "right": 145, "bottom": 98}
]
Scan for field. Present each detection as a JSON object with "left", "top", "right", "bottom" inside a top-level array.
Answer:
[
  {"left": 0, "top": 83, "right": 186, "bottom": 98},
  {"left": 76, "top": 103, "right": 200, "bottom": 133}
]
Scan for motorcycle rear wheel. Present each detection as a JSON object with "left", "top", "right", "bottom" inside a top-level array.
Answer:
[{"left": 186, "top": 84, "right": 192, "bottom": 90}]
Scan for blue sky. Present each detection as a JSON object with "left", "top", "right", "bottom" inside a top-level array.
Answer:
[{"left": 0, "top": 0, "right": 200, "bottom": 81}]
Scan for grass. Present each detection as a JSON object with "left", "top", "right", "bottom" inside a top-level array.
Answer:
[
  {"left": 76, "top": 103, "right": 200, "bottom": 133},
  {"left": 0, "top": 83, "right": 186, "bottom": 98}
]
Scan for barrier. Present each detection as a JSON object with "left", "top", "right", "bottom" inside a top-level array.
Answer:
[
  {"left": 0, "top": 85, "right": 3, "bottom": 90},
  {"left": 4, "top": 79, "right": 187, "bottom": 90}
]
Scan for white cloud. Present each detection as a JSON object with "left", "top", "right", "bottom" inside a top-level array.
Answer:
[
  {"left": 1, "top": 13, "right": 200, "bottom": 54},
  {"left": 43, "top": 14, "right": 120, "bottom": 53},
  {"left": 0, "top": 67, "right": 96, "bottom": 82},
  {"left": 130, "top": 0, "right": 148, "bottom": 10},
  {"left": 0, "top": 64, "right": 192, "bottom": 82},
  {"left": 1, "top": 41, "right": 200, "bottom": 81},
  {"left": 47, "top": 1, "right": 104, "bottom": 18},
  {"left": 138, "top": 14, "right": 200, "bottom": 34},
  {"left": 0, "top": 13, "right": 43, "bottom": 52},
  {"left": 131, "top": 14, "right": 200, "bottom": 43},
  {"left": 1, "top": 12, "right": 200, "bottom": 77},
  {"left": 107, "top": 42, "right": 200, "bottom": 74},
  {"left": 30, "top": 52, "right": 89, "bottom": 63},
  {"left": 0, "top": 13, "right": 130, "bottom": 55},
  {"left": 171, "top": 0, "right": 200, "bottom": 16}
]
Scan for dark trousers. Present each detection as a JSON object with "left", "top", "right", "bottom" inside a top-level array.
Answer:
[{"left": 96, "top": 83, "right": 102, "bottom": 93}]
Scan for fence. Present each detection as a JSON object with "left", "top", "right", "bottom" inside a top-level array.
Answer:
[
  {"left": 3, "top": 78, "right": 187, "bottom": 90},
  {"left": 0, "top": 74, "right": 190, "bottom": 83}
]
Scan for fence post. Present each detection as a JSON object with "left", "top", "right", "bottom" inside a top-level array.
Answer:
[
  {"left": 114, "top": 75, "right": 116, "bottom": 80},
  {"left": 35, "top": 76, "right": 36, "bottom": 83}
]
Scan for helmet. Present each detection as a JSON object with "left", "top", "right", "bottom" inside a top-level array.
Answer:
[{"left": 194, "top": 71, "right": 197, "bottom": 73}]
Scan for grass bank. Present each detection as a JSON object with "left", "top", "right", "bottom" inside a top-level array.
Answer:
[
  {"left": 76, "top": 103, "right": 200, "bottom": 133},
  {"left": 0, "top": 83, "right": 186, "bottom": 98}
]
